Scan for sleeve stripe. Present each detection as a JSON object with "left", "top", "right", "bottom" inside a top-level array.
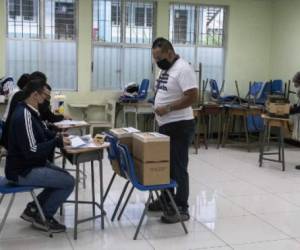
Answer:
[{"left": 24, "top": 109, "right": 37, "bottom": 152}]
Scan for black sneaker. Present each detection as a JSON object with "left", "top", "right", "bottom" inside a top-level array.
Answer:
[
  {"left": 148, "top": 198, "right": 172, "bottom": 212},
  {"left": 20, "top": 203, "right": 38, "bottom": 223},
  {"left": 33, "top": 216, "right": 66, "bottom": 233},
  {"left": 148, "top": 199, "right": 163, "bottom": 211},
  {"left": 160, "top": 208, "right": 190, "bottom": 224}
]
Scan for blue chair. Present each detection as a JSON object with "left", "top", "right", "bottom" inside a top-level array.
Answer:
[
  {"left": 103, "top": 133, "right": 134, "bottom": 222},
  {"left": 209, "top": 79, "right": 239, "bottom": 104},
  {"left": 117, "top": 144, "right": 188, "bottom": 240},
  {"left": 256, "top": 80, "right": 284, "bottom": 105},
  {"left": 0, "top": 176, "right": 52, "bottom": 237},
  {"left": 119, "top": 79, "right": 150, "bottom": 103},
  {"left": 245, "top": 81, "right": 263, "bottom": 103}
]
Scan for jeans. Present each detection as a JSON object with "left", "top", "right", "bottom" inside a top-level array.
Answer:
[
  {"left": 17, "top": 163, "right": 75, "bottom": 218},
  {"left": 159, "top": 119, "right": 195, "bottom": 209}
]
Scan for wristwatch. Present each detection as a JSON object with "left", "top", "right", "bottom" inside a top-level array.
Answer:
[{"left": 166, "top": 104, "right": 172, "bottom": 113}]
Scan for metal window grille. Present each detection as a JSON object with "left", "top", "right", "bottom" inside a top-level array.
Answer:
[
  {"left": 44, "top": 0, "right": 76, "bottom": 40},
  {"left": 6, "top": 0, "right": 78, "bottom": 90},
  {"left": 169, "top": 3, "right": 227, "bottom": 85},
  {"left": 169, "top": 4, "right": 196, "bottom": 45},
  {"left": 92, "top": 0, "right": 155, "bottom": 90},
  {"left": 199, "top": 6, "right": 224, "bottom": 47},
  {"left": 7, "top": 0, "right": 39, "bottom": 38}
]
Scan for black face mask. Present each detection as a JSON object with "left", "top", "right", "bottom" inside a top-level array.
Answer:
[
  {"left": 38, "top": 99, "right": 50, "bottom": 114},
  {"left": 156, "top": 58, "right": 172, "bottom": 70}
]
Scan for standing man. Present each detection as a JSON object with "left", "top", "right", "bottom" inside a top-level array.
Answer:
[
  {"left": 290, "top": 71, "right": 300, "bottom": 170},
  {"left": 150, "top": 37, "right": 198, "bottom": 223}
]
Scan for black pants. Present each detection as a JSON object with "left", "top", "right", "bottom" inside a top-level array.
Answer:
[{"left": 159, "top": 119, "right": 195, "bottom": 209}]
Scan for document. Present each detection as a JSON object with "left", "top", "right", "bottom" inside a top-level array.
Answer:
[{"left": 54, "top": 120, "right": 88, "bottom": 126}]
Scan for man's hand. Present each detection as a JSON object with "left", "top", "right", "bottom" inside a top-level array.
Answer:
[
  {"left": 155, "top": 105, "right": 170, "bottom": 116},
  {"left": 63, "top": 137, "right": 71, "bottom": 146},
  {"left": 63, "top": 114, "right": 72, "bottom": 120}
]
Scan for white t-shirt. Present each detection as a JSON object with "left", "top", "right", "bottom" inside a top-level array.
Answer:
[{"left": 154, "top": 58, "right": 198, "bottom": 126}]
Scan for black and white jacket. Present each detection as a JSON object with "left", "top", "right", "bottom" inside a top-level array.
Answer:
[{"left": 5, "top": 102, "right": 63, "bottom": 181}]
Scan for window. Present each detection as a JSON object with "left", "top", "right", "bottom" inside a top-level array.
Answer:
[
  {"left": 92, "top": 0, "right": 155, "bottom": 90},
  {"left": 111, "top": 3, "right": 120, "bottom": 25},
  {"left": 170, "top": 4, "right": 227, "bottom": 85},
  {"left": 6, "top": 0, "right": 78, "bottom": 90},
  {"left": 7, "top": 0, "right": 39, "bottom": 38},
  {"left": 135, "top": 7, "right": 144, "bottom": 26},
  {"left": 199, "top": 7, "right": 225, "bottom": 47}
]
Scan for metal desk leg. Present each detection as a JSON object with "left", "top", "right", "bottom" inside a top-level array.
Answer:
[
  {"left": 74, "top": 158, "right": 79, "bottom": 240},
  {"left": 259, "top": 124, "right": 267, "bottom": 167},
  {"left": 280, "top": 126, "right": 285, "bottom": 171},
  {"left": 91, "top": 160, "right": 95, "bottom": 217},
  {"left": 99, "top": 154, "right": 104, "bottom": 230},
  {"left": 243, "top": 115, "right": 250, "bottom": 152},
  {"left": 217, "top": 112, "right": 222, "bottom": 149}
]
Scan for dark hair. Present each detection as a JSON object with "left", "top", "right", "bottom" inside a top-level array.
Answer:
[
  {"left": 23, "top": 79, "right": 47, "bottom": 99},
  {"left": 152, "top": 37, "right": 175, "bottom": 53},
  {"left": 30, "top": 71, "right": 47, "bottom": 82},
  {"left": 17, "top": 73, "right": 31, "bottom": 89},
  {"left": 293, "top": 72, "right": 300, "bottom": 85}
]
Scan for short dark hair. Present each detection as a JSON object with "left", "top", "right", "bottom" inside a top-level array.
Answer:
[
  {"left": 23, "top": 79, "right": 47, "bottom": 99},
  {"left": 152, "top": 37, "right": 175, "bottom": 53},
  {"left": 17, "top": 73, "right": 31, "bottom": 89},
  {"left": 30, "top": 71, "right": 47, "bottom": 82},
  {"left": 293, "top": 72, "right": 300, "bottom": 85}
]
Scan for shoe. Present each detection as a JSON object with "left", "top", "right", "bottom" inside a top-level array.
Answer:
[
  {"left": 32, "top": 215, "right": 66, "bottom": 233},
  {"left": 148, "top": 198, "right": 172, "bottom": 212},
  {"left": 295, "top": 165, "right": 300, "bottom": 170},
  {"left": 160, "top": 208, "right": 190, "bottom": 224},
  {"left": 148, "top": 199, "right": 163, "bottom": 211},
  {"left": 20, "top": 203, "right": 37, "bottom": 223}
]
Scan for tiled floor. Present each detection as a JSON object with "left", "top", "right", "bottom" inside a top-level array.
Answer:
[{"left": 2, "top": 144, "right": 300, "bottom": 249}]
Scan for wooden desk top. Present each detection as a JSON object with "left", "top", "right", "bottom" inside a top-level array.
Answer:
[
  {"left": 261, "top": 114, "right": 290, "bottom": 121},
  {"left": 63, "top": 142, "right": 110, "bottom": 154},
  {"left": 68, "top": 104, "right": 89, "bottom": 109},
  {"left": 119, "top": 102, "right": 153, "bottom": 107}
]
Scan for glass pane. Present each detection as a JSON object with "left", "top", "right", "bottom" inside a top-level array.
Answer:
[
  {"left": 93, "top": 0, "right": 121, "bottom": 43},
  {"left": 44, "top": 0, "right": 76, "bottom": 40},
  {"left": 169, "top": 4, "right": 196, "bottom": 45},
  {"left": 198, "top": 7, "right": 225, "bottom": 47},
  {"left": 92, "top": 46, "right": 122, "bottom": 90},
  {"left": 123, "top": 47, "right": 152, "bottom": 86},
  {"left": 7, "top": 0, "right": 39, "bottom": 38},
  {"left": 197, "top": 47, "right": 224, "bottom": 84}
]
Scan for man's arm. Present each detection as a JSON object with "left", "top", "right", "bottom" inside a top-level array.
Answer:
[{"left": 155, "top": 88, "right": 198, "bottom": 116}]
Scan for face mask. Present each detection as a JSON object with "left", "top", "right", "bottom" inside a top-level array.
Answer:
[
  {"left": 157, "top": 58, "right": 172, "bottom": 70},
  {"left": 38, "top": 99, "right": 50, "bottom": 113}
]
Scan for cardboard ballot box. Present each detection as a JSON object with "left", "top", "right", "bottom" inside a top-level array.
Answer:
[
  {"left": 109, "top": 127, "right": 140, "bottom": 153},
  {"left": 109, "top": 127, "right": 140, "bottom": 175},
  {"left": 133, "top": 132, "right": 170, "bottom": 185}
]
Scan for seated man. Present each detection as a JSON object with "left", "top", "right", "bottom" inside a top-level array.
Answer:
[
  {"left": 30, "top": 71, "right": 71, "bottom": 123},
  {"left": 5, "top": 78, "right": 75, "bottom": 233}
]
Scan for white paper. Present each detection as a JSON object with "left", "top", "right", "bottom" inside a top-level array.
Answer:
[
  {"left": 123, "top": 127, "right": 140, "bottom": 133},
  {"left": 70, "top": 136, "right": 86, "bottom": 148},
  {"left": 149, "top": 132, "right": 167, "bottom": 138},
  {"left": 54, "top": 120, "right": 87, "bottom": 126}
]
